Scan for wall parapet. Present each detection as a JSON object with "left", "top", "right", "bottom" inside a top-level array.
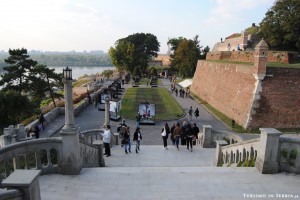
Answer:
[{"left": 207, "top": 51, "right": 298, "bottom": 64}]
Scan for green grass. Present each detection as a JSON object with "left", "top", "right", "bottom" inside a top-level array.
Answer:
[
  {"left": 72, "top": 79, "right": 91, "bottom": 87},
  {"left": 190, "top": 92, "right": 259, "bottom": 133},
  {"left": 121, "top": 88, "right": 184, "bottom": 120},
  {"left": 267, "top": 61, "right": 300, "bottom": 68}
]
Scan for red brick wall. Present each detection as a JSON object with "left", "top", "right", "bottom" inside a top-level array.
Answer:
[
  {"left": 207, "top": 51, "right": 298, "bottom": 64},
  {"left": 191, "top": 60, "right": 256, "bottom": 128},
  {"left": 251, "top": 68, "right": 300, "bottom": 128}
]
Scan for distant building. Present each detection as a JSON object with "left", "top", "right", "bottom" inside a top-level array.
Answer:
[{"left": 148, "top": 54, "right": 171, "bottom": 66}]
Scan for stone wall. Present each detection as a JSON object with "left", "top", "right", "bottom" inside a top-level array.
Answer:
[
  {"left": 191, "top": 60, "right": 256, "bottom": 128},
  {"left": 251, "top": 68, "right": 300, "bottom": 128},
  {"left": 207, "top": 51, "right": 299, "bottom": 64},
  {"left": 191, "top": 60, "right": 300, "bottom": 129}
]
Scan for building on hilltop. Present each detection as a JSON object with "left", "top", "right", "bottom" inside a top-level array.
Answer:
[{"left": 191, "top": 39, "right": 300, "bottom": 129}]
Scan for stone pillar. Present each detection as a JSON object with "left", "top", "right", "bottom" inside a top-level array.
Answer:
[
  {"left": 215, "top": 140, "right": 228, "bottom": 166},
  {"left": 103, "top": 97, "right": 110, "bottom": 127},
  {"left": 241, "top": 31, "right": 248, "bottom": 50},
  {"left": 202, "top": 125, "right": 212, "bottom": 148},
  {"left": 256, "top": 128, "right": 281, "bottom": 174},
  {"left": 254, "top": 39, "right": 268, "bottom": 76},
  {"left": 60, "top": 75, "right": 82, "bottom": 175}
]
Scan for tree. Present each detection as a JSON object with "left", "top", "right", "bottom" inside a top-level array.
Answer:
[
  {"left": 168, "top": 35, "right": 203, "bottom": 78},
  {"left": 101, "top": 69, "right": 114, "bottom": 78},
  {"left": 259, "top": 0, "right": 300, "bottom": 51},
  {"left": 109, "top": 33, "right": 160, "bottom": 74},
  {"left": 29, "top": 64, "right": 63, "bottom": 107},
  {"left": 0, "top": 90, "right": 34, "bottom": 130},
  {"left": 0, "top": 48, "right": 37, "bottom": 93}
]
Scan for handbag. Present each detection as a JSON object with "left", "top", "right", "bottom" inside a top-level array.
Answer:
[
  {"left": 121, "top": 139, "right": 128, "bottom": 145},
  {"left": 161, "top": 127, "right": 166, "bottom": 136}
]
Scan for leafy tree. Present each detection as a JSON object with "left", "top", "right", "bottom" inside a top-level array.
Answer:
[
  {"left": 0, "top": 48, "right": 37, "bottom": 93},
  {"left": 0, "top": 90, "right": 34, "bottom": 130},
  {"left": 109, "top": 33, "right": 160, "bottom": 74},
  {"left": 149, "top": 67, "right": 158, "bottom": 77},
  {"left": 29, "top": 64, "right": 63, "bottom": 107},
  {"left": 101, "top": 69, "right": 114, "bottom": 78},
  {"left": 259, "top": 0, "right": 300, "bottom": 51},
  {"left": 168, "top": 35, "right": 203, "bottom": 78}
]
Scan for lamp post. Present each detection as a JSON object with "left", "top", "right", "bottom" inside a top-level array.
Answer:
[
  {"left": 62, "top": 66, "right": 75, "bottom": 129},
  {"left": 60, "top": 66, "right": 82, "bottom": 175},
  {"left": 104, "top": 96, "right": 110, "bottom": 127}
]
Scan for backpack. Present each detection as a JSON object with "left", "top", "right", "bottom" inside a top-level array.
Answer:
[{"left": 120, "top": 126, "right": 126, "bottom": 136}]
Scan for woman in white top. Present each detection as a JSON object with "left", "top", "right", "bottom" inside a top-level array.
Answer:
[{"left": 101, "top": 125, "right": 112, "bottom": 157}]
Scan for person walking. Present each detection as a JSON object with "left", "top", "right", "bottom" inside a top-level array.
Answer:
[
  {"left": 38, "top": 113, "right": 45, "bottom": 130},
  {"left": 133, "top": 127, "right": 142, "bottom": 153},
  {"left": 188, "top": 106, "right": 193, "bottom": 120},
  {"left": 117, "top": 119, "right": 127, "bottom": 147},
  {"left": 124, "top": 127, "right": 131, "bottom": 154},
  {"left": 192, "top": 123, "right": 200, "bottom": 145},
  {"left": 101, "top": 125, "right": 112, "bottom": 157},
  {"left": 161, "top": 122, "right": 170, "bottom": 149},
  {"left": 194, "top": 108, "right": 200, "bottom": 121},
  {"left": 170, "top": 123, "right": 176, "bottom": 145},
  {"left": 185, "top": 123, "right": 194, "bottom": 152},
  {"left": 173, "top": 123, "right": 182, "bottom": 150},
  {"left": 136, "top": 112, "right": 141, "bottom": 128},
  {"left": 34, "top": 124, "right": 40, "bottom": 139}
]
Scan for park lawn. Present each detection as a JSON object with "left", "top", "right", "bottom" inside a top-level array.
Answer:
[{"left": 120, "top": 87, "right": 184, "bottom": 120}]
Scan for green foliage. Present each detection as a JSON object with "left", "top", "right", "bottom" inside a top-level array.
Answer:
[
  {"left": 72, "top": 79, "right": 91, "bottom": 87},
  {"left": 0, "top": 90, "right": 35, "bottom": 130},
  {"left": 259, "top": 0, "right": 300, "bottom": 51},
  {"left": 0, "top": 48, "right": 64, "bottom": 129},
  {"left": 0, "top": 48, "right": 37, "bottom": 93},
  {"left": 168, "top": 35, "right": 205, "bottom": 78},
  {"left": 281, "top": 148, "right": 288, "bottom": 158},
  {"left": 237, "top": 159, "right": 255, "bottom": 167},
  {"left": 101, "top": 69, "right": 114, "bottom": 78},
  {"left": 149, "top": 67, "right": 158, "bottom": 77},
  {"left": 109, "top": 33, "right": 160, "bottom": 74}
]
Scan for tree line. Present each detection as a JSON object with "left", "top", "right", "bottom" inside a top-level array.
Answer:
[{"left": 0, "top": 53, "right": 112, "bottom": 68}]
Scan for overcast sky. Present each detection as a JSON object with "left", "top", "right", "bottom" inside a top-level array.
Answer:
[{"left": 0, "top": 0, "right": 275, "bottom": 53}]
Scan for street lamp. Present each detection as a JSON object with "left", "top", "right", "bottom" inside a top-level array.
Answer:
[{"left": 63, "top": 66, "right": 72, "bottom": 80}]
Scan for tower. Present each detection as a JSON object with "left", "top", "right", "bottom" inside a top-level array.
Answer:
[{"left": 254, "top": 39, "right": 268, "bottom": 76}]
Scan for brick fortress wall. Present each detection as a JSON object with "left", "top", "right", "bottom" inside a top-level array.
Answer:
[
  {"left": 251, "top": 68, "right": 300, "bottom": 128},
  {"left": 191, "top": 61, "right": 300, "bottom": 129},
  {"left": 191, "top": 60, "right": 256, "bottom": 128}
]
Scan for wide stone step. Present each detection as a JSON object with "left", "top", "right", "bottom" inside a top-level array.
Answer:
[
  {"left": 105, "top": 145, "right": 216, "bottom": 167},
  {"left": 39, "top": 166, "right": 300, "bottom": 200}
]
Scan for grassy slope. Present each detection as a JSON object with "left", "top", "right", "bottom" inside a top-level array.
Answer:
[{"left": 121, "top": 87, "right": 184, "bottom": 120}]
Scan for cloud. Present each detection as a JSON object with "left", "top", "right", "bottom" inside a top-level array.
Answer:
[{"left": 206, "top": 0, "right": 274, "bottom": 26}]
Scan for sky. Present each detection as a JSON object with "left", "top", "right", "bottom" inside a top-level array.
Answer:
[{"left": 0, "top": 0, "right": 275, "bottom": 54}]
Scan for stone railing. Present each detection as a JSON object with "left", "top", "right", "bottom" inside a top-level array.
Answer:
[
  {"left": 0, "top": 138, "right": 63, "bottom": 182},
  {"left": 216, "top": 138, "right": 260, "bottom": 166},
  {"left": 215, "top": 128, "right": 300, "bottom": 174},
  {"left": 278, "top": 137, "right": 300, "bottom": 173},
  {"left": 196, "top": 125, "right": 244, "bottom": 148}
]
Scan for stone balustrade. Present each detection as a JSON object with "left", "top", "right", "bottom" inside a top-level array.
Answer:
[
  {"left": 278, "top": 137, "right": 300, "bottom": 173},
  {"left": 219, "top": 138, "right": 260, "bottom": 166},
  {"left": 0, "top": 138, "right": 62, "bottom": 181}
]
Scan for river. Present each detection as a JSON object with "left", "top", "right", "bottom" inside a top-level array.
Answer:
[{"left": 0, "top": 66, "right": 116, "bottom": 80}]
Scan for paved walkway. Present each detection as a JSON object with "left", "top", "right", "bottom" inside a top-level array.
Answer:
[
  {"left": 43, "top": 78, "right": 240, "bottom": 144},
  {"left": 38, "top": 78, "right": 300, "bottom": 200}
]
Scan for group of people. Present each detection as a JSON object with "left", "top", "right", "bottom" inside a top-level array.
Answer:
[
  {"left": 101, "top": 118, "right": 201, "bottom": 157},
  {"left": 188, "top": 106, "right": 200, "bottom": 121},
  {"left": 26, "top": 113, "right": 45, "bottom": 139},
  {"left": 171, "top": 85, "right": 190, "bottom": 98},
  {"left": 117, "top": 120, "right": 143, "bottom": 154},
  {"left": 161, "top": 121, "right": 199, "bottom": 152}
]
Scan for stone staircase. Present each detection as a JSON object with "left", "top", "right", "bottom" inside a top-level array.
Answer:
[{"left": 38, "top": 145, "right": 300, "bottom": 200}]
